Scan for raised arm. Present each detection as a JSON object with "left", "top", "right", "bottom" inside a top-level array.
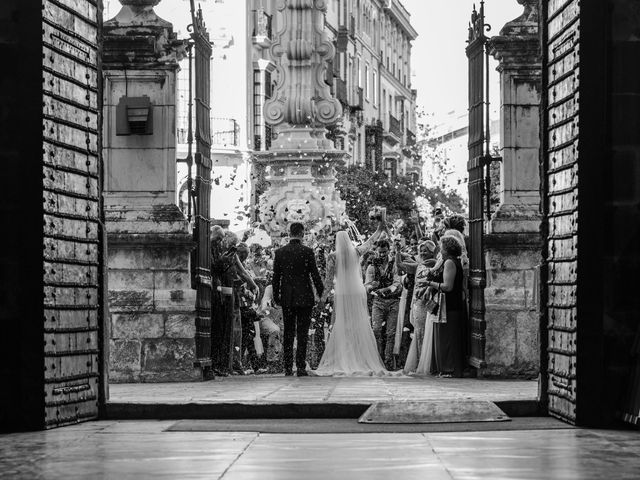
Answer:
[
  {"left": 356, "top": 221, "right": 387, "bottom": 256},
  {"left": 234, "top": 254, "right": 258, "bottom": 293},
  {"left": 395, "top": 250, "right": 418, "bottom": 275}
]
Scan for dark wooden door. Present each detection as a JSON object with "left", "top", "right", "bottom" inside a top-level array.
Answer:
[{"left": 42, "top": 0, "right": 103, "bottom": 428}]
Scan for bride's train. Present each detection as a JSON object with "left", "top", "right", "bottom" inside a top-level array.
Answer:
[{"left": 312, "top": 231, "right": 401, "bottom": 377}]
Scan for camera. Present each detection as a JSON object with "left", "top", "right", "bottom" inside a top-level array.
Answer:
[{"left": 368, "top": 206, "right": 387, "bottom": 222}]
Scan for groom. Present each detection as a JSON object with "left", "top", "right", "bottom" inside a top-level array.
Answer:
[{"left": 272, "top": 222, "right": 324, "bottom": 376}]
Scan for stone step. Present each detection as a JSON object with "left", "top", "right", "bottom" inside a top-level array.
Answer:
[{"left": 105, "top": 399, "right": 541, "bottom": 420}]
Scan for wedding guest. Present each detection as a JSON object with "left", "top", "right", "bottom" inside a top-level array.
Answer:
[
  {"left": 257, "top": 273, "right": 284, "bottom": 372},
  {"left": 236, "top": 243, "right": 262, "bottom": 373},
  {"left": 425, "top": 235, "right": 467, "bottom": 378},
  {"left": 365, "top": 239, "right": 403, "bottom": 370},
  {"left": 393, "top": 237, "right": 414, "bottom": 366},
  {"left": 444, "top": 214, "right": 469, "bottom": 250},
  {"left": 403, "top": 240, "right": 437, "bottom": 374},
  {"left": 213, "top": 231, "right": 258, "bottom": 375},
  {"left": 209, "top": 225, "right": 227, "bottom": 377},
  {"left": 246, "top": 244, "right": 269, "bottom": 280}
]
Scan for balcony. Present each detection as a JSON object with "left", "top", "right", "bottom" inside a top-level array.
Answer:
[
  {"left": 384, "top": 114, "right": 403, "bottom": 145},
  {"left": 349, "top": 86, "right": 363, "bottom": 111}
]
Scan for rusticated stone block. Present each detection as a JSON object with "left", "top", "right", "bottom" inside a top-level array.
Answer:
[
  {"left": 486, "top": 249, "right": 541, "bottom": 271},
  {"left": 108, "top": 289, "right": 153, "bottom": 313},
  {"left": 155, "top": 288, "right": 197, "bottom": 312},
  {"left": 109, "top": 339, "right": 141, "bottom": 382},
  {"left": 140, "top": 338, "right": 199, "bottom": 382},
  {"left": 165, "top": 314, "right": 196, "bottom": 338},
  {"left": 111, "top": 313, "right": 164, "bottom": 339},
  {"left": 108, "top": 247, "right": 190, "bottom": 270},
  {"left": 109, "top": 270, "right": 154, "bottom": 290},
  {"left": 153, "top": 270, "right": 191, "bottom": 290},
  {"left": 485, "top": 286, "right": 527, "bottom": 309},
  {"left": 487, "top": 269, "right": 525, "bottom": 289}
]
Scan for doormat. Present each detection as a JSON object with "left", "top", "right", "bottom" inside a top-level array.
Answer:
[
  {"left": 358, "top": 400, "right": 510, "bottom": 424},
  {"left": 165, "top": 417, "right": 571, "bottom": 434}
]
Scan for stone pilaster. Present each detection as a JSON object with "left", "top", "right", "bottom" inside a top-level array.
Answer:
[
  {"left": 483, "top": 0, "right": 542, "bottom": 377},
  {"left": 103, "top": 0, "right": 198, "bottom": 382},
  {"left": 488, "top": 0, "right": 542, "bottom": 233}
]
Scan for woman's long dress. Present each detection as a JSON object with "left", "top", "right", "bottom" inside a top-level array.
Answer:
[
  {"left": 404, "top": 262, "right": 436, "bottom": 375},
  {"left": 433, "top": 258, "right": 467, "bottom": 377}
]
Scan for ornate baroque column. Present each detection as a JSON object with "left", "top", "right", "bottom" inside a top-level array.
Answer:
[
  {"left": 102, "top": 0, "right": 199, "bottom": 382},
  {"left": 482, "top": 0, "right": 542, "bottom": 377},
  {"left": 255, "top": 0, "right": 347, "bottom": 239}
]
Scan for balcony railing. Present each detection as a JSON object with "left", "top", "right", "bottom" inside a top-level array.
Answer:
[
  {"left": 178, "top": 117, "right": 239, "bottom": 147},
  {"left": 389, "top": 114, "right": 403, "bottom": 138}
]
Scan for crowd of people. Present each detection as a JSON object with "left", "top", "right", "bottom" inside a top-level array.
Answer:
[{"left": 209, "top": 209, "right": 470, "bottom": 379}]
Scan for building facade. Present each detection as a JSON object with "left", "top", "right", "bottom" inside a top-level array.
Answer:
[
  {"left": 427, "top": 111, "right": 500, "bottom": 199},
  {"left": 248, "top": 0, "right": 420, "bottom": 186}
]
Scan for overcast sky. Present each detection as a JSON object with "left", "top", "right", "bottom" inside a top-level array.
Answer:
[
  {"left": 105, "top": 0, "right": 525, "bottom": 124},
  {"left": 402, "top": 0, "right": 523, "bottom": 122}
]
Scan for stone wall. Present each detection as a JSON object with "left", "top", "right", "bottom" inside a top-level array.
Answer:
[
  {"left": 484, "top": 234, "right": 541, "bottom": 377},
  {"left": 108, "top": 234, "right": 198, "bottom": 382}
]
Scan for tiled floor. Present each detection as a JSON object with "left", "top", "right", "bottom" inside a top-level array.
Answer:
[
  {"left": 109, "top": 375, "right": 538, "bottom": 404},
  {"left": 1, "top": 421, "right": 638, "bottom": 479}
]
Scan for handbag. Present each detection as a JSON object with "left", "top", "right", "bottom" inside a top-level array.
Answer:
[
  {"left": 434, "top": 290, "right": 447, "bottom": 324},
  {"left": 424, "top": 289, "right": 440, "bottom": 315}
]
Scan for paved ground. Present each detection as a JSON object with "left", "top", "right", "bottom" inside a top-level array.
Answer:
[
  {"left": 1, "top": 420, "right": 639, "bottom": 479},
  {"left": 108, "top": 375, "right": 538, "bottom": 404}
]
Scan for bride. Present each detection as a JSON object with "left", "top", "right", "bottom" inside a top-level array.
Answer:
[{"left": 314, "top": 231, "right": 389, "bottom": 376}]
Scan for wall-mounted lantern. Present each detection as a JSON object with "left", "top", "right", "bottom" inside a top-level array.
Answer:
[{"left": 116, "top": 95, "right": 153, "bottom": 135}]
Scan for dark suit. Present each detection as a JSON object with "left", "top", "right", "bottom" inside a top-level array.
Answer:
[{"left": 272, "top": 238, "right": 324, "bottom": 372}]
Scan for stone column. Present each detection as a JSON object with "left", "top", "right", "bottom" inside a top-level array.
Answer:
[
  {"left": 254, "top": 0, "right": 347, "bottom": 240},
  {"left": 103, "top": 0, "right": 199, "bottom": 382},
  {"left": 483, "top": 0, "right": 542, "bottom": 377}
]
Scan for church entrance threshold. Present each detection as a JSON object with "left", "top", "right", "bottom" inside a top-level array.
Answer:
[{"left": 106, "top": 376, "right": 539, "bottom": 420}]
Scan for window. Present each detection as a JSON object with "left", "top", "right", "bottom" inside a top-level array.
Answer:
[
  {"left": 382, "top": 88, "right": 386, "bottom": 117},
  {"left": 384, "top": 158, "right": 397, "bottom": 179},
  {"left": 365, "top": 64, "right": 370, "bottom": 100},
  {"left": 373, "top": 70, "right": 378, "bottom": 106},
  {"left": 357, "top": 57, "right": 362, "bottom": 88}
]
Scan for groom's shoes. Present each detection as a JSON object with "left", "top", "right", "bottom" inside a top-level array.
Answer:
[{"left": 296, "top": 369, "right": 309, "bottom": 377}]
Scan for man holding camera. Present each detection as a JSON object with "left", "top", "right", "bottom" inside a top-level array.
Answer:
[{"left": 365, "top": 239, "right": 403, "bottom": 371}]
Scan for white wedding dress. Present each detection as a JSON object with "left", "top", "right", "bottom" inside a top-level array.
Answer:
[{"left": 314, "top": 231, "right": 389, "bottom": 376}]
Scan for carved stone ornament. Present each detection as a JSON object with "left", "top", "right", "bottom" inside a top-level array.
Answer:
[{"left": 264, "top": 0, "right": 343, "bottom": 127}]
